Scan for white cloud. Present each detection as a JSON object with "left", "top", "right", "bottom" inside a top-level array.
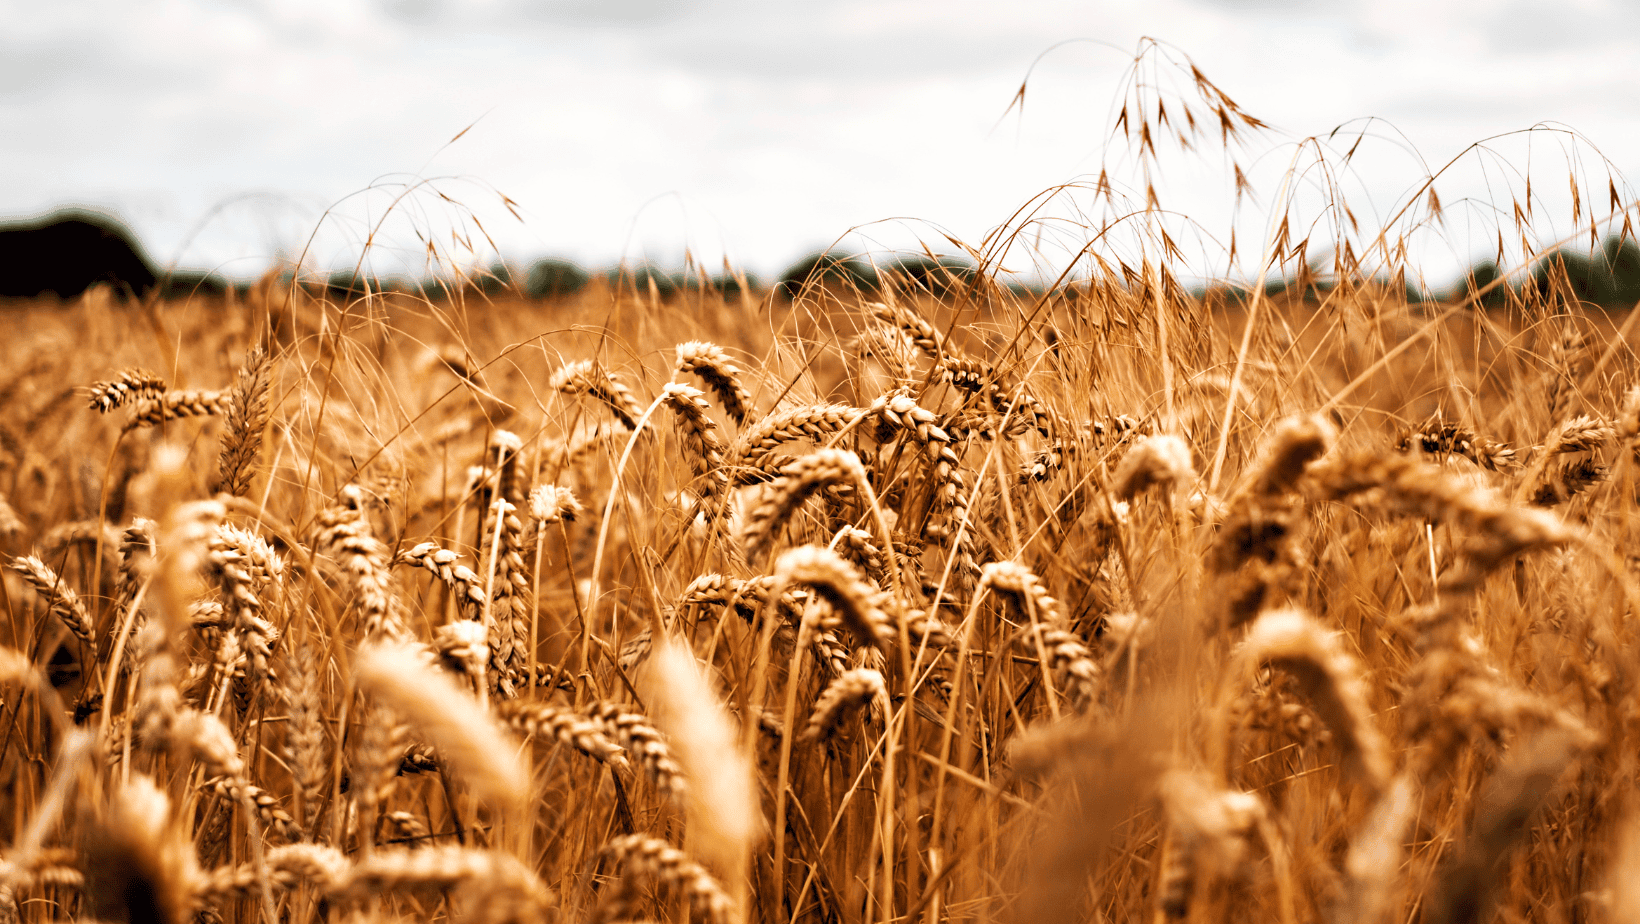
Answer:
[{"left": 2, "top": 0, "right": 1636, "bottom": 283}]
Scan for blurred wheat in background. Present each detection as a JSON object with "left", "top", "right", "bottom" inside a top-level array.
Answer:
[{"left": 4, "top": 41, "right": 1640, "bottom": 924}]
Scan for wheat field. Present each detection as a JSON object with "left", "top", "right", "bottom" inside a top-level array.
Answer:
[{"left": 4, "top": 52, "right": 1640, "bottom": 924}]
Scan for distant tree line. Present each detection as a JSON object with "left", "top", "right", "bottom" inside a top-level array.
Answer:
[{"left": 5, "top": 210, "right": 1640, "bottom": 311}]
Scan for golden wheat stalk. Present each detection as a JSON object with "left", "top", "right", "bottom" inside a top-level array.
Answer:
[
  {"left": 675, "top": 340, "right": 755, "bottom": 426},
  {"left": 86, "top": 367, "right": 166, "bottom": 413},
  {"left": 583, "top": 700, "right": 687, "bottom": 800},
  {"left": 123, "top": 389, "right": 232, "bottom": 432},
  {"left": 742, "top": 448, "right": 866, "bottom": 561},
  {"left": 10, "top": 554, "right": 96, "bottom": 648},
  {"left": 662, "top": 382, "right": 731, "bottom": 504},
  {"left": 1237, "top": 607, "right": 1391, "bottom": 794},
  {"left": 550, "top": 359, "right": 644, "bottom": 428},
  {"left": 393, "top": 540, "right": 487, "bottom": 612},
  {"left": 802, "top": 667, "right": 888, "bottom": 743},
  {"left": 598, "top": 834, "right": 735, "bottom": 924},
  {"left": 642, "top": 639, "right": 762, "bottom": 899},
  {"left": 354, "top": 640, "right": 528, "bottom": 807},
  {"left": 772, "top": 545, "right": 893, "bottom": 649},
  {"left": 728, "top": 402, "right": 867, "bottom": 480},
  {"left": 313, "top": 485, "right": 406, "bottom": 641},
  {"left": 493, "top": 698, "right": 629, "bottom": 767},
  {"left": 214, "top": 345, "right": 271, "bottom": 497}
]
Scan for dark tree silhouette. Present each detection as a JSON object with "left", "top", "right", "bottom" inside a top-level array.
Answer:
[
  {"left": 524, "top": 259, "right": 590, "bottom": 298},
  {"left": 0, "top": 209, "right": 157, "bottom": 299},
  {"left": 777, "top": 251, "right": 878, "bottom": 296}
]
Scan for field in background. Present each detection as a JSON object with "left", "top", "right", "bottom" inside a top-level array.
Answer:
[
  {"left": 5, "top": 43, "right": 1640, "bottom": 924},
  {"left": 1, "top": 270, "right": 1640, "bottom": 924}
]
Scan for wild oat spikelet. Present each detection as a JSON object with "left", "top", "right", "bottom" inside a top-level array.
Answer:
[
  {"left": 354, "top": 640, "right": 528, "bottom": 807},
  {"left": 642, "top": 639, "right": 763, "bottom": 885},
  {"left": 1239, "top": 608, "right": 1391, "bottom": 794},
  {"left": 675, "top": 340, "right": 755, "bottom": 425}
]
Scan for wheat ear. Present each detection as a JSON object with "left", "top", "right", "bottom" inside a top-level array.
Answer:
[
  {"left": 354, "top": 640, "right": 528, "bottom": 806},
  {"left": 1238, "top": 608, "right": 1391, "bottom": 794},
  {"left": 675, "top": 340, "right": 755, "bottom": 426}
]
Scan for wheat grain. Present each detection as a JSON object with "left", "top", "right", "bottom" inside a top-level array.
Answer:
[
  {"left": 772, "top": 545, "right": 893, "bottom": 649},
  {"left": 642, "top": 640, "right": 762, "bottom": 889},
  {"left": 493, "top": 698, "right": 628, "bottom": 767},
  {"left": 742, "top": 449, "right": 865, "bottom": 561},
  {"left": 123, "top": 389, "right": 231, "bottom": 432},
  {"left": 583, "top": 701, "right": 687, "bottom": 800},
  {"left": 662, "top": 382, "right": 731, "bottom": 504},
  {"left": 314, "top": 485, "right": 406, "bottom": 640},
  {"left": 393, "top": 541, "right": 487, "bottom": 612}
]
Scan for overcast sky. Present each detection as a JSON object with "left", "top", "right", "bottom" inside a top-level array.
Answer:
[{"left": 4, "top": 0, "right": 1637, "bottom": 286}]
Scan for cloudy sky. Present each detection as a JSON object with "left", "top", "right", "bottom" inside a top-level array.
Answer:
[{"left": 4, "top": 0, "right": 1637, "bottom": 286}]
